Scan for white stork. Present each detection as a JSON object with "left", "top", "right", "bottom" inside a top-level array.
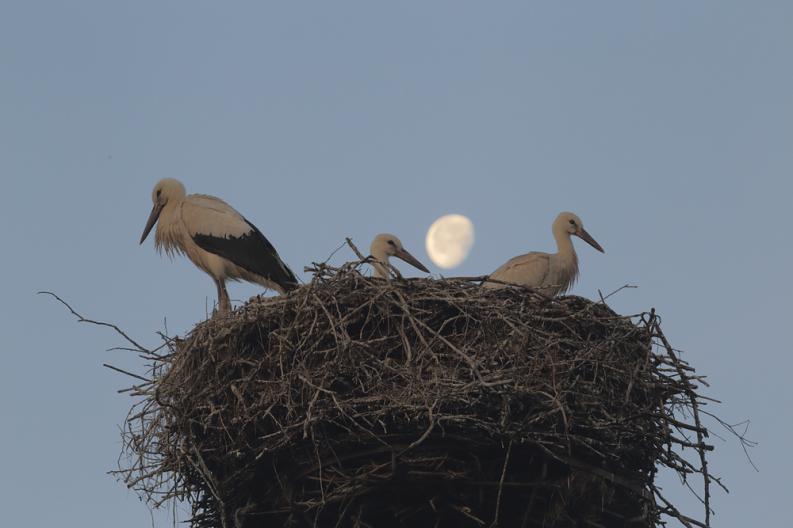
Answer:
[
  {"left": 139, "top": 178, "right": 298, "bottom": 314},
  {"left": 484, "top": 212, "right": 604, "bottom": 296},
  {"left": 370, "top": 234, "right": 430, "bottom": 278}
]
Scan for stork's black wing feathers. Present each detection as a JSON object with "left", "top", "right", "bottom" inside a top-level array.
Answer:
[{"left": 192, "top": 218, "right": 299, "bottom": 292}]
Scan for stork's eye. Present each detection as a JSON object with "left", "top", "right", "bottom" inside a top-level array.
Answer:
[
  {"left": 387, "top": 240, "right": 396, "bottom": 246},
  {"left": 156, "top": 189, "right": 162, "bottom": 198},
  {"left": 568, "top": 219, "right": 576, "bottom": 225}
]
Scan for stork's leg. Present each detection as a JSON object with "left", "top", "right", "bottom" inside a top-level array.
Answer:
[{"left": 214, "top": 278, "right": 231, "bottom": 315}]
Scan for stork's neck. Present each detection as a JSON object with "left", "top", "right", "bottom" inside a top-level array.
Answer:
[
  {"left": 153, "top": 198, "right": 184, "bottom": 254},
  {"left": 370, "top": 248, "right": 390, "bottom": 279},
  {"left": 553, "top": 228, "right": 578, "bottom": 267},
  {"left": 159, "top": 198, "right": 182, "bottom": 225},
  {"left": 550, "top": 228, "right": 579, "bottom": 295}
]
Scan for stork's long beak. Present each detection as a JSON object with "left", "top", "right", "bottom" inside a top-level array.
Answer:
[
  {"left": 394, "top": 248, "right": 430, "bottom": 273},
  {"left": 139, "top": 202, "right": 164, "bottom": 244},
  {"left": 576, "top": 228, "right": 605, "bottom": 253}
]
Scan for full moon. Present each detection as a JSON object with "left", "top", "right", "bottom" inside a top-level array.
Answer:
[{"left": 425, "top": 214, "right": 475, "bottom": 269}]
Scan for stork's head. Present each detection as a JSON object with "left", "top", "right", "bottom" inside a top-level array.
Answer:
[
  {"left": 554, "top": 212, "right": 605, "bottom": 253},
  {"left": 140, "top": 179, "right": 186, "bottom": 244},
  {"left": 370, "top": 233, "right": 430, "bottom": 274}
]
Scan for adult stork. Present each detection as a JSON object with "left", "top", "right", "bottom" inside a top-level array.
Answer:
[
  {"left": 484, "top": 212, "right": 604, "bottom": 296},
  {"left": 139, "top": 178, "right": 298, "bottom": 314},
  {"left": 370, "top": 234, "right": 430, "bottom": 278}
]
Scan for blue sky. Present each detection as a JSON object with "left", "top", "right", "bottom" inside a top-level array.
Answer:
[{"left": 1, "top": 2, "right": 790, "bottom": 526}]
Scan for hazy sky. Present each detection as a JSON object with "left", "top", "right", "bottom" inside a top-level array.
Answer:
[{"left": 2, "top": 2, "right": 791, "bottom": 526}]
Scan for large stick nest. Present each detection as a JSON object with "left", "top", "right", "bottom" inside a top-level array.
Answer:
[{"left": 117, "top": 261, "right": 718, "bottom": 528}]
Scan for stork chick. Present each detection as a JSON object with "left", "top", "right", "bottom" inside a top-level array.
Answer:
[
  {"left": 370, "top": 234, "right": 430, "bottom": 278},
  {"left": 484, "top": 212, "right": 604, "bottom": 296},
  {"left": 139, "top": 178, "right": 298, "bottom": 314}
]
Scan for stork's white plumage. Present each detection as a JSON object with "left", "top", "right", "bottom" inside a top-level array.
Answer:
[
  {"left": 139, "top": 178, "right": 298, "bottom": 314},
  {"left": 370, "top": 234, "right": 430, "bottom": 278},
  {"left": 484, "top": 212, "right": 604, "bottom": 296}
]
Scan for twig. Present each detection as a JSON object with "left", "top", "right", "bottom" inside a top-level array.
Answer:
[
  {"left": 490, "top": 440, "right": 512, "bottom": 527},
  {"left": 38, "top": 291, "right": 151, "bottom": 353}
]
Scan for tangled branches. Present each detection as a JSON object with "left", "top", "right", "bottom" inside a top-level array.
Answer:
[{"left": 111, "top": 263, "right": 724, "bottom": 528}]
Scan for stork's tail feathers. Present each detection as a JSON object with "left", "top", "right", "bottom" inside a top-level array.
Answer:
[
  {"left": 282, "top": 282, "right": 299, "bottom": 293},
  {"left": 275, "top": 262, "right": 300, "bottom": 293},
  {"left": 279, "top": 277, "right": 300, "bottom": 292}
]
